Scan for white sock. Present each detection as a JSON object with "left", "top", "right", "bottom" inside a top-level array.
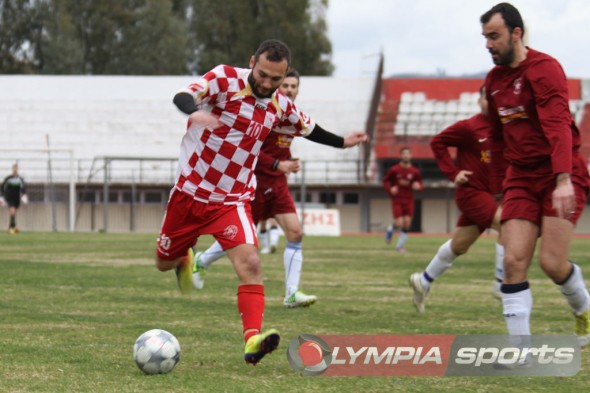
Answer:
[
  {"left": 422, "top": 239, "right": 457, "bottom": 290},
  {"left": 502, "top": 286, "right": 532, "bottom": 336},
  {"left": 495, "top": 242, "right": 505, "bottom": 283},
  {"left": 559, "top": 263, "right": 590, "bottom": 315},
  {"left": 199, "top": 241, "right": 226, "bottom": 269},
  {"left": 259, "top": 230, "right": 269, "bottom": 250},
  {"left": 284, "top": 241, "right": 303, "bottom": 297},
  {"left": 395, "top": 230, "right": 408, "bottom": 249},
  {"left": 269, "top": 227, "right": 280, "bottom": 248}
]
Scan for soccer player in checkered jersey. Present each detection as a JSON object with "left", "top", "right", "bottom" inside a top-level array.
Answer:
[
  {"left": 482, "top": 3, "right": 590, "bottom": 346},
  {"left": 382, "top": 147, "right": 422, "bottom": 253},
  {"left": 155, "top": 40, "right": 367, "bottom": 365},
  {"left": 409, "top": 86, "right": 506, "bottom": 313},
  {"left": 193, "top": 69, "right": 325, "bottom": 308}
]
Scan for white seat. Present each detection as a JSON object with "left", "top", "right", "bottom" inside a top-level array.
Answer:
[
  {"left": 400, "top": 91, "right": 414, "bottom": 103},
  {"left": 413, "top": 92, "right": 427, "bottom": 102},
  {"left": 398, "top": 101, "right": 411, "bottom": 114},
  {"left": 421, "top": 100, "right": 435, "bottom": 114}
]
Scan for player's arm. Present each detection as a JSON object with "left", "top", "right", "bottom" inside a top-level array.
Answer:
[
  {"left": 529, "top": 59, "right": 573, "bottom": 176},
  {"left": 173, "top": 92, "right": 198, "bottom": 114},
  {"left": 430, "top": 121, "right": 468, "bottom": 182},
  {"left": 485, "top": 77, "right": 507, "bottom": 198},
  {"left": 304, "top": 124, "right": 367, "bottom": 148}
]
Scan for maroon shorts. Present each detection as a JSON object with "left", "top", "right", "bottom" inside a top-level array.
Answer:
[
  {"left": 156, "top": 189, "right": 257, "bottom": 260},
  {"left": 455, "top": 187, "right": 498, "bottom": 233},
  {"left": 250, "top": 175, "right": 296, "bottom": 224},
  {"left": 501, "top": 162, "right": 589, "bottom": 226},
  {"left": 391, "top": 198, "right": 415, "bottom": 218}
]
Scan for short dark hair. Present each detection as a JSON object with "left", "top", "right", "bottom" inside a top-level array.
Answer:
[
  {"left": 285, "top": 68, "right": 300, "bottom": 81},
  {"left": 480, "top": 2, "right": 525, "bottom": 37},
  {"left": 254, "top": 39, "right": 291, "bottom": 66}
]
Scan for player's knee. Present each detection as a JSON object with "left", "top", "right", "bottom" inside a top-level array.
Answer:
[
  {"left": 155, "top": 256, "right": 173, "bottom": 272},
  {"left": 538, "top": 256, "right": 568, "bottom": 282},
  {"left": 242, "top": 253, "right": 261, "bottom": 275},
  {"left": 286, "top": 227, "right": 303, "bottom": 242}
]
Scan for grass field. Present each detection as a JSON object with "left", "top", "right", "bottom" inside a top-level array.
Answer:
[{"left": 1, "top": 231, "right": 590, "bottom": 392}]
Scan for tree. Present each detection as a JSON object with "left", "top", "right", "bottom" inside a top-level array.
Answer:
[
  {"left": 187, "top": 0, "right": 333, "bottom": 75},
  {"left": 0, "top": 0, "right": 40, "bottom": 73}
]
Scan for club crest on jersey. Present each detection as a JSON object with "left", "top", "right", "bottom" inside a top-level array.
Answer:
[
  {"left": 223, "top": 225, "right": 239, "bottom": 240},
  {"left": 513, "top": 77, "right": 522, "bottom": 95},
  {"left": 158, "top": 234, "right": 171, "bottom": 250}
]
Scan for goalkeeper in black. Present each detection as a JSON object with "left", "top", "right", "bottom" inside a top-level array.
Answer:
[{"left": 1, "top": 164, "right": 28, "bottom": 234}]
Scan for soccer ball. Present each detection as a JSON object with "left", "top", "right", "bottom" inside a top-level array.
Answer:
[{"left": 133, "top": 329, "right": 181, "bottom": 374}]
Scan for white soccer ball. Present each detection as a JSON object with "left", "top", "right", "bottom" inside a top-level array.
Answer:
[{"left": 133, "top": 329, "right": 181, "bottom": 374}]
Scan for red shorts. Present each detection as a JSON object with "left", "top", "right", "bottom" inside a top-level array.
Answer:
[
  {"left": 455, "top": 187, "right": 498, "bottom": 233},
  {"left": 156, "top": 189, "right": 257, "bottom": 260},
  {"left": 501, "top": 162, "right": 589, "bottom": 226},
  {"left": 391, "top": 198, "right": 414, "bottom": 218},
  {"left": 250, "top": 175, "right": 296, "bottom": 224}
]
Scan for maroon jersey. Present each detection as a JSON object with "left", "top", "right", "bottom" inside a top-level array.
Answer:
[
  {"left": 430, "top": 113, "right": 493, "bottom": 194},
  {"left": 382, "top": 163, "right": 422, "bottom": 199},
  {"left": 255, "top": 131, "right": 295, "bottom": 179},
  {"left": 484, "top": 48, "right": 582, "bottom": 192}
]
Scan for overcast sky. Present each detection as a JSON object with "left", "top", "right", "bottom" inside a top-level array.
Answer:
[{"left": 326, "top": 0, "right": 590, "bottom": 78}]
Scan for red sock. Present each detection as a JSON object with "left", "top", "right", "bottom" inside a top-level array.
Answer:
[{"left": 237, "top": 284, "right": 265, "bottom": 343}]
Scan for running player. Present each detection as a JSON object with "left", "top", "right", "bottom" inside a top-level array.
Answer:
[
  {"left": 481, "top": 2, "right": 590, "bottom": 346},
  {"left": 155, "top": 40, "right": 367, "bottom": 366},
  {"left": 383, "top": 147, "right": 422, "bottom": 252},
  {"left": 409, "top": 86, "right": 505, "bottom": 313}
]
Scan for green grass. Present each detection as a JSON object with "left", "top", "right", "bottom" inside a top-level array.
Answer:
[{"left": 1, "top": 232, "right": 589, "bottom": 392}]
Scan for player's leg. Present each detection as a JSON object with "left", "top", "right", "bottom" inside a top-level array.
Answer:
[
  {"left": 410, "top": 225, "right": 480, "bottom": 313},
  {"left": 268, "top": 218, "right": 280, "bottom": 253},
  {"left": 501, "top": 218, "right": 537, "bottom": 337},
  {"left": 226, "top": 243, "right": 279, "bottom": 364},
  {"left": 258, "top": 220, "right": 270, "bottom": 254},
  {"left": 8, "top": 206, "right": 17, "bottom": 234},
  {"left": 540, "top": 216, "right": 590, "bottom": 346},
  {"left": 491, "top": 207, "right": 504, "bottom": 298},
  {"left": 385, "top": 200, "right": 396, "bottom": 244},
  {"left": 191, "top": 240, "right": 227, "bottom": 289},
  {"left": 155, "top": 191, "right": 202, "bottom": 294},
  {"left": 395, "top": 215, "right": 410, "bottom": 252},
  {"left": 275, "top": 212, "right": 316, "bottom": 308}
]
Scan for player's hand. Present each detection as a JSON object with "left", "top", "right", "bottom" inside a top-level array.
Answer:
[
  {"left": 277, "top": 159, "right": 300, "bottom": 174},
  {"left": 343, "top": 131, "right": 368, "bottom": 148},
  {"left": 390, "top": 186, "right": 398, "bottom": 196},
  {"left": 454, "top": 170, "right": 473, "bottom": 185},
  {"left": 21, "top": 194, "right": 29, "bottom": 205},
  {"left": 412, "top": 181, "right": 423, "bottom": 191},
  {"left": 188, "top": 111, "right": 222, "bottom": 130},
  {"left": 552, "top": 174, "right": 576, "bottom": 219},
  {"left": 0, "top": 197, "right": 5, "bottom": 207}
]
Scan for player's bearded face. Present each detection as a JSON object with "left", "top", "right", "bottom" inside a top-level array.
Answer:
[
  {"left": 248, "top": 54, "right": 288, "bottom": 98},
  {"left": 489, "top": 36, "right": 515, "bottom": 66}
]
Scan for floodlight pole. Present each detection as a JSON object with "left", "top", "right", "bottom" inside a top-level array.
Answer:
[{"left": 103, "top": 158, "right": 110, "bottom": 233}]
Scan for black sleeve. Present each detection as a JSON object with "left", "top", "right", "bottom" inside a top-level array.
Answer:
[
  {"left": 304, "top": 124, "right": 344, "bottom": 148},
  {"left": 20, "top": 176, "right": 26, "bottom": 195},
  {"left": 173, "top": 92, "right": 198, "bottom": 114}
]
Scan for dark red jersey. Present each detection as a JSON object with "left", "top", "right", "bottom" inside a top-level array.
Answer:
[
  {"left": 484, "top": 48, "right": 581, "bottom": 192},
  {"left": 430, "top": 113, "right": 493, "bottom": 193},
  {"left": 255, "top": 131, "right": 295, "bottom": 179},
  {"left": 382, "top": 163, "right": 422, "bottom": 200}
]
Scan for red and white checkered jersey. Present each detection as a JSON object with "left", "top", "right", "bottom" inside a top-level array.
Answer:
[{"left": 175, "top": 65, "right": 315, "bottom": 204}]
